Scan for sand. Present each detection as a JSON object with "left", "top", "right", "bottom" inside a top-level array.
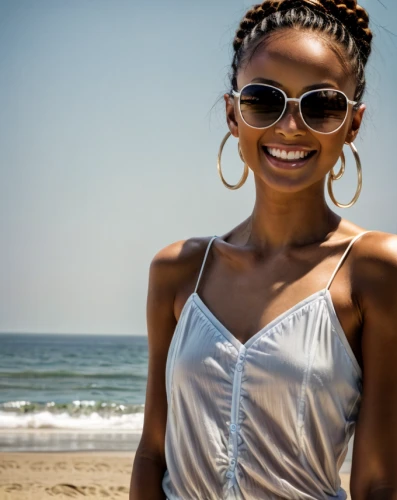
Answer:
[
  {"left": 0, "top": 451, "right": 351, "bottom": 499},
  {"left": 0, "top": 451, "right": 134, "bottom": 499}
]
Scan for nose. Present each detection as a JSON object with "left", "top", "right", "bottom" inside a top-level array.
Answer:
[{"left": 274, "top": 101, "right": 307, "bottom": 138}]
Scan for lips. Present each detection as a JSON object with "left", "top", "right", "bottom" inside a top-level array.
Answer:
[{"left": 261, "top": 146, "right": 317, "bottom": 170}]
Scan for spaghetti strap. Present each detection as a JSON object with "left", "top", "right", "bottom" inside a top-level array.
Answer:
[
  {"left": 325, "top": 231, "right": 373, "bottom": 291},
  {"left": 194, "top": 236, "right": 218, "bottom": 294}
]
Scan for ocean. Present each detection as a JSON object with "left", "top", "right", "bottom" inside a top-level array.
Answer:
[
  {"left": 0, "top": 332, "right": 352, "bottom": 472},
  {"left": 0, "top": 333, "right": 147, "bottom": 452}
]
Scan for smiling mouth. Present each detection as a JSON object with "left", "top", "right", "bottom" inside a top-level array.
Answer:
[
  {"left": 262, "top": 146, "right": 317, "bottom": 162},
  {"left": 261, "top": 146, "right": 317, "bottom": 170}
]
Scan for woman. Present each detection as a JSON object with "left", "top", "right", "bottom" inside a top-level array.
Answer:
[{"left": 130, "top": 1, "right": 397, "bottom": 498}]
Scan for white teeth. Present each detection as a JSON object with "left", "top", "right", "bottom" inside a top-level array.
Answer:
[{"left": 266, "top": 147, "right": 311, "bottom": 160}]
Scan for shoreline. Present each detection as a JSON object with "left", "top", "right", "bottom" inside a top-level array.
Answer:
[
  {"left": 0, "top": 429, "right": 142, "bottom": 453},
  {"left": 0, "top": 429, "right": 143, "bottom": 434}
]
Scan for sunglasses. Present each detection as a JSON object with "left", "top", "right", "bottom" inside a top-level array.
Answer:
[{"left": 232, "top": 83, "right": 357, "bottom": 134}]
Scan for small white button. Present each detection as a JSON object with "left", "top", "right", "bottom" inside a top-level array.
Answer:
[
  {"left": 230, "top": 424, "right": 236, "bottom": 432},
  {"left": 230, "top": 458, "right": 236, "bottom": 465},
  {"left": 226, "top": 471, "right": 234, "bottom": 479},
  {"left": 236, "top": 363, "right": 243, "bottom": 372},
  {"left": 239, "top": 354, "right": 245, "bottom": 361}
]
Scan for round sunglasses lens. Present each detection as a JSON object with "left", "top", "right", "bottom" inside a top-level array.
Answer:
[
  {"left": 239, "top": 85, "right": 285, "bottom": 128},
  {"left": 301, "top": 90, "right": 348, "bottom": 133}
]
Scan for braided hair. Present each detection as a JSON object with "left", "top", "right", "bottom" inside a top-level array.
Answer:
[{"left": 230, "top": 0, "right": 373, "bottom": 109}]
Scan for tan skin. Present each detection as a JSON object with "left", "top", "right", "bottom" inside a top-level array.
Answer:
[{"left": 130, "top": 29, "right": 397, "bottom": 500}]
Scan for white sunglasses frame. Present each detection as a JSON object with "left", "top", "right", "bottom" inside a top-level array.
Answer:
[{"left": 232, "top": 83, "right": 358, "bottom": 135}]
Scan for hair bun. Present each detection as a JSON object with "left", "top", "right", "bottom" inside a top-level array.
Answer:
[{"left": 232, "top": 0, "right": 372, "bottom": 65}]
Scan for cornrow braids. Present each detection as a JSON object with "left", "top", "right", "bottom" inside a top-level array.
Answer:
[{"left": 230, "top": 0, "right": 373, "bottom": 109}]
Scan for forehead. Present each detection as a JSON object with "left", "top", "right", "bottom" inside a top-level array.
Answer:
[{"left": 237, "top": 29, "right": 356, "bottom": 96}]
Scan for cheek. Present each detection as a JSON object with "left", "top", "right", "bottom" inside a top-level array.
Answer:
[
  {"left": 314, "top": 130, "right": 347, "bottom": 173},
  {"left": 320, "top": 114, "right": 352, "bottom": 158},
  {"left": 238, "top": 132, "right": 264, "bottom": 163}
]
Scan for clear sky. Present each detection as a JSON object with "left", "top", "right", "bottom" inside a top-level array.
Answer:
[{"left": 0, "top": 0, "right": 396, "bottom": 335}]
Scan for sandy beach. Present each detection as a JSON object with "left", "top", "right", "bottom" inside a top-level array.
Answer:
[
  {"left": 0, "top": 451, "right": 134, "bottom": 499},
  {"left": 0, "top": 450, "right": 351, "bottom": 500}
]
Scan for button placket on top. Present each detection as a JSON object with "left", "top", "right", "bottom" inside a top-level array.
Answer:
[{"left": 227, "top": 345, "right": 247, "bottom": 484}]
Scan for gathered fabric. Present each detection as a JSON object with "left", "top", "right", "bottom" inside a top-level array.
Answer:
[{"left": 162, "top": 232, "right": 372, "bottom": 499}]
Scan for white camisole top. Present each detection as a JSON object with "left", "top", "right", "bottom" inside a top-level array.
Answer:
[{"left": 162, "top": 231, "right": 372, "bottom": 499}]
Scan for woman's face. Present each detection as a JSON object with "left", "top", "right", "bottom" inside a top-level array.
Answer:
[{"left": 225, "top": 29, "right": 366, "bottom": 193}]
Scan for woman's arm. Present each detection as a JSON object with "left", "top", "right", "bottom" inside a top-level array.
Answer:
[
  {"left": 349, "top": 232, "right": 397, "bottom": 499},
  {"left": 129, "top": 242, "right": 181, "bottom": 500}
]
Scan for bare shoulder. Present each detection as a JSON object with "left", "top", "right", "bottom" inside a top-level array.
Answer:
[
  {"left": 350, "top": 230, "right": 397, "bottom": 313},
  {"left": 351, "top": 230, "right": 397, "bottom": 276},
  {"left": 149, "top": 235, "right": 216, "bottom": 295}
]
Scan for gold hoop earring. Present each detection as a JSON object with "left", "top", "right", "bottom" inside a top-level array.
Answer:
[
  {"left": 327, "top": 142, "right": 362, "bottom": 208},
  {"left": 217, "top": 131, "right": 249, "bottom": 190}
]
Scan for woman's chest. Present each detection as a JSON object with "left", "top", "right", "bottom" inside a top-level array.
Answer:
[
  {"left": 175, "top": 282, "right": 363, "bottom": 373},
  {"left": 168, "top": 296, "right": 362, "bottom": 408}
]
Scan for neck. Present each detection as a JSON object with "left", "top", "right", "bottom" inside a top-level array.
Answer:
[{"left": 246, "top": 181, "right": 339, "bottom": 251}]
